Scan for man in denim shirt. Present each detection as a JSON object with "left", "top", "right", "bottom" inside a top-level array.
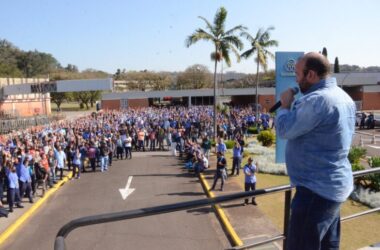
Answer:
[{"left": 276, "top": 52, "right": 355, "bottom": 250}]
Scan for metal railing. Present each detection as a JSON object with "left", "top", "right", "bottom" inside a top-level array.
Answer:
[
  {"left": 54, "top": 168, "right": 380, "bottom": 250},
  {"left": 0, "top": 114, "right": 65, "bottom": 134}
]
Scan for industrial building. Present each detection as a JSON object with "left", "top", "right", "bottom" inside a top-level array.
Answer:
[{"left": 102, "top": 73, "right": 380, "bottom": 111}]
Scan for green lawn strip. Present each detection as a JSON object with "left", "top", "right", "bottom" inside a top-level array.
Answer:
[{"left": 51, "top": 102, "right": 96, "bottom": 112}]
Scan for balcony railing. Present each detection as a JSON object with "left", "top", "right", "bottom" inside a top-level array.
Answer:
[{"left": 54, "top": 167, "right": 380, "bottom": 250}]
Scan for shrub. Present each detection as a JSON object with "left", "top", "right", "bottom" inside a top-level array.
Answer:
[
  {"left": 257, "top": 130, "right": 275, "bottom": 147},
  {"left": 352, "top": 163, "right": 365, "bottom": 172},
  {"left": 348, "top": 146, "right": 367, "bottom": 165},
  {"left": 247, "top": 126, "right": 258, "bottom": 134},
  {"left": 366, "top": 156, "right": 380, "bottom": 191},
  {"left": 224, "top": 140, "right": 235, "bottom": 149}
]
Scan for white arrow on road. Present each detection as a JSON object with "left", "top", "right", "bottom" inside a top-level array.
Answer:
[{"left": 119, "top": 176, "right": 135, "bottom": 200}]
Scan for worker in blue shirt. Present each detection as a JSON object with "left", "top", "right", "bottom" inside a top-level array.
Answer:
[
  {"left": 19, "top": 158, "right": 34, "bottom": 203},
  {"left": 243, "top": 157, "right": 258, "bottom": 205},
  {"left": 7, "top": 165, "right": 23, "bottom": 212}
]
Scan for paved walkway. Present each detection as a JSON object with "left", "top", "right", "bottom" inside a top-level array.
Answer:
[{"left": 198, "top": 154, "right": 283, "bottom": 249}]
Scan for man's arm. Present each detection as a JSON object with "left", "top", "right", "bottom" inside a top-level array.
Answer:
[{"left": 276, "top": 95, "right": 324, "bottom": 140}]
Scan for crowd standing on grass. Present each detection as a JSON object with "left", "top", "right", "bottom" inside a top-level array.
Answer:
[{"left": 0, "top": 105, "right": 272, "bottom": 217}]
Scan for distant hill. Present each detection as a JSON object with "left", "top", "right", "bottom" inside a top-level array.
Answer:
[{"left": 338, "top": 64, "right": 380, "bottom": 73}]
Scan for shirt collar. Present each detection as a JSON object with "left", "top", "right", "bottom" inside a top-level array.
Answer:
[{"left": 303, "top": 77, "right": 337, "bottom": 95}]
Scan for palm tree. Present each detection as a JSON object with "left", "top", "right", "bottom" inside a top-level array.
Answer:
[
  {"left": 186, "top": 7, "right": 245, "bottom": 138},
  {"left": 240, "top": 26, "right": 278, "bottom": 122}
]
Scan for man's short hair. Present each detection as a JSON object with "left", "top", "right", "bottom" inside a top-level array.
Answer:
[{"left": 301, "top": 52, "right": 331, "bottom": 79}]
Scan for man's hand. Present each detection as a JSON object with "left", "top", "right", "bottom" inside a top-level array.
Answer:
[{"left": 280, "top": 88, "right": 296, "bottom": 110}]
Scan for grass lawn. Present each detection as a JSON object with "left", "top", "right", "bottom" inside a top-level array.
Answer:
[
  {"left": 51, "top": 102, "right": 96, "bottom": 112},
  {"left": 224, "top": 136, "right": 380, "bottom": 250}
]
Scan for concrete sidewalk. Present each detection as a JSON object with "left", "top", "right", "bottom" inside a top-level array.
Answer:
[{"left": 200, "top": 155, "right": 283, "bottom": 250}]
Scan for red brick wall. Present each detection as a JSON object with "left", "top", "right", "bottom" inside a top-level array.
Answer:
[
  {"left": 101, "top": 98, "right": 149, "bottom": 110},
  {"left": 362, "top": 92, "right": 380, "bottom": 110},
  {"left": 128, "top": 99, "right": 149, "bottom": 108},
  {"left": 0, "top": 100, "right": 50, "bottom": 116},
  {"left": 101, "top": 100, "right": 120, "bottom": 110}
]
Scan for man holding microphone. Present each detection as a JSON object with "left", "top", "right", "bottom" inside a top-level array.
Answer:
[{"left": 276, "top": 52, "right": 356, "bottom": 249}]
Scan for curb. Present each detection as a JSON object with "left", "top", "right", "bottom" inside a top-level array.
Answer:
[
  {"left": 0, "top": 172, "right": 73, "bottom": 246},
  {"left": 199, "top": 173, "right": 243, "bottom": 247}
]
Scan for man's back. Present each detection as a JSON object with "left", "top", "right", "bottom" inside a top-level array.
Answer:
[{"left": 278, "top": 77, "right": 356, "bottom": 202}]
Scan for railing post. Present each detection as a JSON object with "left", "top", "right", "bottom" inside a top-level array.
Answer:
[
  {"left": 54, "top": 236, "right": 66, "bottom": 250},
  {"left": 283, "top": 189, "right": 292, "bottom": 250}
]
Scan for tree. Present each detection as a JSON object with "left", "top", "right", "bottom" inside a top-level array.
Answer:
[
  {"left": 65, "top": 64, "right": 79, "bottom": 73},
  {"left": 72, "top": 92, "right": 91, "bottom": 109},
  {"left": 334, "top": 57, "right": 340, "bottom": 73},
  {"left": 185, "top": 6, "right": 245, "bottom": 138},
  {"left": 176, "top": 64, "right": 212, "bottom": 89},
  {"left": 322, "top": 47, "right": 328, "bottom": 58},
  {"left": 114, "top": 68, "right": 122, "bottom": 80},
  {"left": 50, "top": 92, "right": 69, "bottom": 110},
  {"left": 240, "top": 26, "right": 278, "bottom": 120},
  {"left": 89, "top": 91, "right": 102, "bottom": 107}
]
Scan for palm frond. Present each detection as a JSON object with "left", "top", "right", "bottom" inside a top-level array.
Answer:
[
  {"left": 240, "top": 48, "right": 255, "bottom": 59},
  {"left": 240, "top": 31, "right": 254, "bottom": 43},
  {"left": 185, "top": 29, "right": 214, "bottom": 47},
  {"left": 220, "top": 45, "right": 231, "bottom": 67},
  {"left": 214, "top": 7, "right": 227, "bottom": 35},
  {"left": 230, "top": 46, "right": 241, "bottom": 63},
  {"left": 223, "top": 35, "right": 244, "bottom": 50},
  {"left": 198, "top": 16, "right": 214, "bottom": 33},
  {"left": 225, "top": 25, "right": 246, "bottom": 36}
]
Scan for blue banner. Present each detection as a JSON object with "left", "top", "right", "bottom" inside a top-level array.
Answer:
[{"left": 275, "top": 52, "right": 304, "bottom": 163}]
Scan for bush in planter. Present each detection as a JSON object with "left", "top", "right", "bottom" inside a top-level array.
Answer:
[
  {"left": 352, "top": 163, "right": 365, "bottom": 172},
  {"left": 366, "top": 156, "right": 380, "bottom": 191},
  {"left": 224, "top": 140, "right": 235, "bottom": 149},
  {"left": 257, "top": 130, "right": 275, "bottom": 147},
  {"left": 247, "top": 126, "right": 258, "bottom": 134},
  {"left": 348, "top": 146, "right": 367, "bottom": 165}
]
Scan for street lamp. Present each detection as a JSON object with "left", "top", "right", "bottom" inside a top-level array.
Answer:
[{"left": 341, "top": 72, "right": 351, "bottom": 89}]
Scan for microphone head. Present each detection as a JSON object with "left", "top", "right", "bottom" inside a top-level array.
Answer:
[{"left": 292, "top": 87, "right": 299, "bottom": 95}]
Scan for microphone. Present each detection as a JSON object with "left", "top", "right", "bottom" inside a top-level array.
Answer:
[{"left": 269, "top": 87, "right": 299, "bottom": 113}]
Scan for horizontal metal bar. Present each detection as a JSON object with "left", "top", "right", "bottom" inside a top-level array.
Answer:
[
  {"left": 341, "top": 207, "right": 380, "bottom": 222},
  {"left": 230, "top": 235, "right": 285, "bottom": 250},
  {"left": 352, "top": 167, "right": 380, "bottom": 178},
  {"left": 57, "top": 184, "right": 292, "bottom": 238},
  {"left": 55, "top": 167, "right": 380, "bottom": 250}
]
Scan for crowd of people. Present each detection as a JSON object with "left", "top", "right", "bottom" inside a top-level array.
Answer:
[{"left": 0, "top": 106, "right": 272, "bottom": 217}]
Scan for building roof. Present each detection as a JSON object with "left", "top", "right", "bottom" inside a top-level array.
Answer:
[
  {"left": 333, "top": 72, "right": 380, "bottom": 86},
  {"left": 102, "top": 87, "right": 275, "bottom": 100}
]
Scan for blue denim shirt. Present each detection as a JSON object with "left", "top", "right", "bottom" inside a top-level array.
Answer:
[{"left": 276, "top": 77, "right": 356, "bottom": 202}]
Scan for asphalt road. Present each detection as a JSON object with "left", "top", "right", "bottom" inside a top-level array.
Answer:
[{"left": 1, "top": 151, "right": 228, "bottom": 250}]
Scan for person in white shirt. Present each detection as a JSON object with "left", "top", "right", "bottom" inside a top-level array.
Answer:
[
  {"left": 124, "top": 134, "right": 132, "bottom": 159},
  {"left": 55, "top": 146, "right": 66, "bottom": 180}
]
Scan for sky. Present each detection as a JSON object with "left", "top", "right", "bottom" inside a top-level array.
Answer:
[{"left": 1, "top": 0, "right": 380, "bottom": 74}]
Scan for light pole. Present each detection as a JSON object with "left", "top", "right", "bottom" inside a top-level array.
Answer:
[{"left": 341, "top": 72, "right": 351, "bottom": 89}]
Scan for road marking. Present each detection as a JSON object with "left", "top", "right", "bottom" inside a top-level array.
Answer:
[
  {"left": 367, "top": 145, "right": 380, "bottom": 149},
  {"left": 119, "top": 176, "right": 135, "bottom": 200},
  {"left": 0, "top": 172, "right": 73, "bottom": 246}
]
